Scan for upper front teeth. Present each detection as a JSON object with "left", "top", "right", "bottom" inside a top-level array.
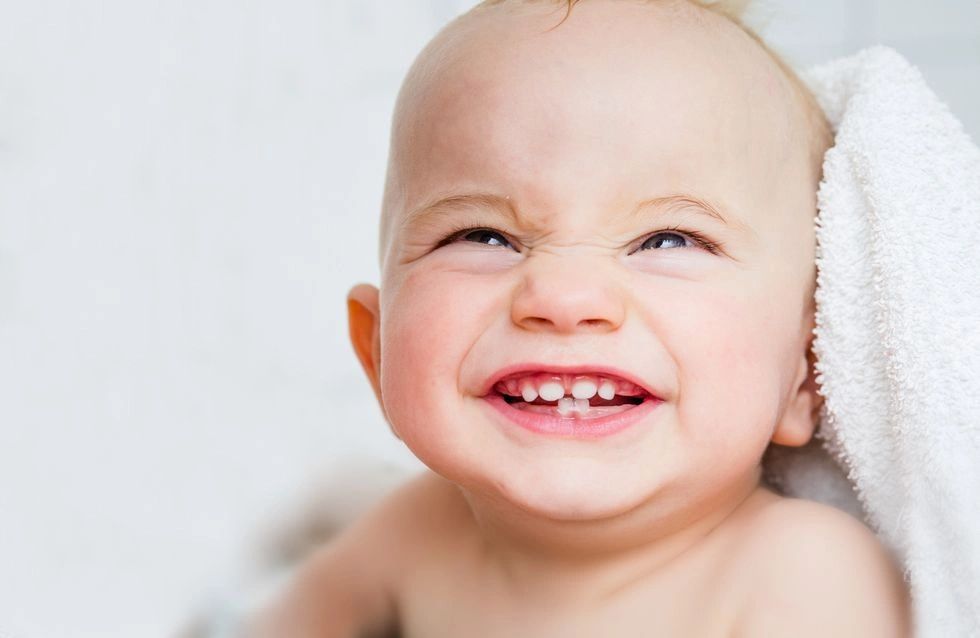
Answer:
[
  {"left": 571, "top": 379, "right": 597, "bottom": 399},
  {"left": 538, "top": 381, "right": 565, "bottom": 402},
  {"left": 497, "top": 373, "right": 645, "bottom": 403}
]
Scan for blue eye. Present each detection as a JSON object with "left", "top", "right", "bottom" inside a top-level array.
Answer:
[
  {"left": 638, "top": 231, "right": 690, "bottom": 251},
  {"left": 462, "top": 229, "right": 512, "bottom": 247},
  {"left": 437, "top": 227, "right": 518, "bottom": 251},
  {"left": 631, "top": 227, "right": 721, "bottom": 255}
]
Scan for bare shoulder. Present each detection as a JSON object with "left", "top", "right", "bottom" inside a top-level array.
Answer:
[
  {"left": 731, "top": 494, "right": 913, "bottom": 638},
  {"left": 246, "top": 469, "right": 469, "bottom": 637}
]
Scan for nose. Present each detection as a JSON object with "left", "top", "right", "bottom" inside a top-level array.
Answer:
[{"left": 510, "top": 254, "right": 626, "bottom": 334}]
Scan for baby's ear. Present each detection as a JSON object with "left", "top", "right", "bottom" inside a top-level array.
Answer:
[
  {"left": 347, "top": 283, "right": 385, "bottom": 415},
  {"left": 771, "top": 338, "right": 824, "bottom": 447}
]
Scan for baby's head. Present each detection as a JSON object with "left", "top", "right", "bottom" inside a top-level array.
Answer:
[{"left": 349, "top": 0, "right": 833, "bottom": 523}]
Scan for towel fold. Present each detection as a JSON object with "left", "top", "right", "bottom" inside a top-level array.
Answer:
[{"left": 762, "top": 45, "right": 980, "bottom": 638}]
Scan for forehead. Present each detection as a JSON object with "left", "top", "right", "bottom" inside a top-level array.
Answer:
[{"left": 388, "top": 0, "right": 799, "bottom": 233}]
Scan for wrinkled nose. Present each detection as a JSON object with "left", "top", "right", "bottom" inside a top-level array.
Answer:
[{"left": 510, "top": 255, "right": 626, "bottom": 334}]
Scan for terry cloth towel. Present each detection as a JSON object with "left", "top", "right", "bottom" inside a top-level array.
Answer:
[{"left": 761, "top": 45, "right": 980, "bottom": 638}]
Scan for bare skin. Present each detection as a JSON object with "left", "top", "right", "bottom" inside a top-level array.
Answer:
[
  {"left": 249, "top": 469, "right": 910, "bottom": 637},
  {"left": 249, "top": 1, "right": 912, "bottom": 635}
]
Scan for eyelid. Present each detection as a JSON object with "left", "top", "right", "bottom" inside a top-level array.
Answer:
[
  {"left": 435, "top": 225, "right": 521, "bottom": 251},
  {"left": 628, "top": 226, "right": 723, "bottom": 255}
]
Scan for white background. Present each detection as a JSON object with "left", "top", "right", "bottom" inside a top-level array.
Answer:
[{"left": 0, "top": 1, "right": 977, "bottom": 636}]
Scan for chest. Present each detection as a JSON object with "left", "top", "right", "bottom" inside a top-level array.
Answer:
[{"left": 394, "top": 555, "right": 744, "bottom": 638}]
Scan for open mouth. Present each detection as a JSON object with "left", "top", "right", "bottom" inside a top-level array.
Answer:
[{"left": 490, "top": 371, "right": 651, "bottom": 420}]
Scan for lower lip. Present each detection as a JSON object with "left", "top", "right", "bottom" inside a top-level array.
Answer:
[{"left": 481, "top": 393, "right": 662, "bottom": 439}]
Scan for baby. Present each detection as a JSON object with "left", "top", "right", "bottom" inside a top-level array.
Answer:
[{"left": 251, "top": 0, "right": 912, "bottom": 635}]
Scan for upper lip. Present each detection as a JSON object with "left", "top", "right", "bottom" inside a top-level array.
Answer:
[{"left": 479, "top": 362, "right": 662, "bottom": 399}]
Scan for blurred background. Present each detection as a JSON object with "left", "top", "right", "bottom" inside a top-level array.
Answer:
[{"left": 0, "top": 0, "right": 977, "bottom": 636}]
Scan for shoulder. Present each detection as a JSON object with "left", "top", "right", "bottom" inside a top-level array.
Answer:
[
  {"left": 731, "top": 494, "right": 912, "bottom": 638},
  {"left": 245, "top": 469, "right": 469, "bottom": 637}
]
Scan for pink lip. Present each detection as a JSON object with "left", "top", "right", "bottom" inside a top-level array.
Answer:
[
  {"left": 477, "top": 362, "right": 663, "bottom": 439},
  {"left": 478, "top": 362, "right": 661, "bottom": 399},
  {"left": 481, "top": 392, "right": 662, "bottom": 439}
]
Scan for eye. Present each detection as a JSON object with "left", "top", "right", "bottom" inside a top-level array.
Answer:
[
  {"left": 629, "top": 226, "right": 721, "bottom": 255},
  {"left": 638, "top": 231, "right": 690, "bottom": 251},
  {"left": 436, "top": 227, "right": 519, "bottom": 251}
]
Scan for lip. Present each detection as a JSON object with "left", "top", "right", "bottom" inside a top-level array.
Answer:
[
  {"left": 477, "top": 362, "right": 664, "bottom": 440},
  {"left": 481, "top": 392, "right": 663, "bottom": 439},
  {"left": 478, "top": 362, "right": 662, "bottom": 399}
]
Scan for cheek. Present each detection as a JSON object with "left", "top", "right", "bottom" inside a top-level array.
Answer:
[
  {"left": 660, "top": 282, "right": 793, "bottom": 449},
  {"left": 378, "top": 268, "right": 499, "bottom": 451}
]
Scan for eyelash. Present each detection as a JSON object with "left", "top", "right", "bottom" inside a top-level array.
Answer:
[
  {"left": 433, "top": 224, "right": 723, "bottom": 255},
  {"left": 636, "top": 225, "right": 723, "bottom": 255},
  {"left": 433, "top": 226, "right": 515, "bottom": 251}
]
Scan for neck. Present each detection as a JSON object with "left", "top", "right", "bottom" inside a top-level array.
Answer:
[{"left": 456, "top": 466, "right": 768, "bottom": 603}]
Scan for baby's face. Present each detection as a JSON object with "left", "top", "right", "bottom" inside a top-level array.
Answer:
[{"left": 351, "top": 0, "right": 822, "bottom": 520}]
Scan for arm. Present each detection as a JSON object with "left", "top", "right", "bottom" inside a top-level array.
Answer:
[
  {"left": 733, "top": 499, "right": 913, "bottom": 638},
  {"left": 243, "top": 537, "right": 398, "bottom": 638},
  {"left": 242, "top": 484, "right": 414, "bottom": 638}
]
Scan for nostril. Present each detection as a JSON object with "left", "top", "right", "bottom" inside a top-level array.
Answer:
[
  {"left": 517, "top": 318, "right": 613, "bottom": 331},
  {"left": 580, "top": 319, "right": 606, "bottom": 328},
  {"left": 517, "top": 316, "right": 554, "bottom": 331}
]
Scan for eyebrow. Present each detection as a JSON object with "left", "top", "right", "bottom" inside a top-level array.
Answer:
[
  {"left": 402, "top": 193, "right": 520, "bottom": 229},
  {"left": 403, "top": 191, "right": 747, "bottom": 232}
]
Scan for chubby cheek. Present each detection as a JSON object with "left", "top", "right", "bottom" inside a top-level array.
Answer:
[
  {"left": 661, "top": 282, "right": 793, "bottom": 462},
  {"left": 378, "top": 267, "right": 499, "bottom": 465}
]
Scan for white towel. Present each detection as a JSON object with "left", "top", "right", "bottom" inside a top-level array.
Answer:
[{"left": 762, "top": 45, "right": 980, "bottom": 638}]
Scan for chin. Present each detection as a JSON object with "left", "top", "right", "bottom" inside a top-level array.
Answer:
[{"left": 487, "top": 461, "right": 656, "bottom": 522}]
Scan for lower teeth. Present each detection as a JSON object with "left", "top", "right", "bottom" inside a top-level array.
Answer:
[
  {"left": 557, "top": 397, "right": 588, "bottom": 417},
  {"left": 513, "top": 399, "right": 637, "bottom": 419}
]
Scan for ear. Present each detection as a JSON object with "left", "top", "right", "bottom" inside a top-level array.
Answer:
[
  {"left": 771, "top": 335, "right": 824, "bottom": 447},
  {"left": 347, "top": 283, "right": 386, "bottom": 420}
]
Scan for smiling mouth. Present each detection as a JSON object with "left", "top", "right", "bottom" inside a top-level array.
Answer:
[{"left": 490, "top": 371, "right": 651, "bottom": 420}]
